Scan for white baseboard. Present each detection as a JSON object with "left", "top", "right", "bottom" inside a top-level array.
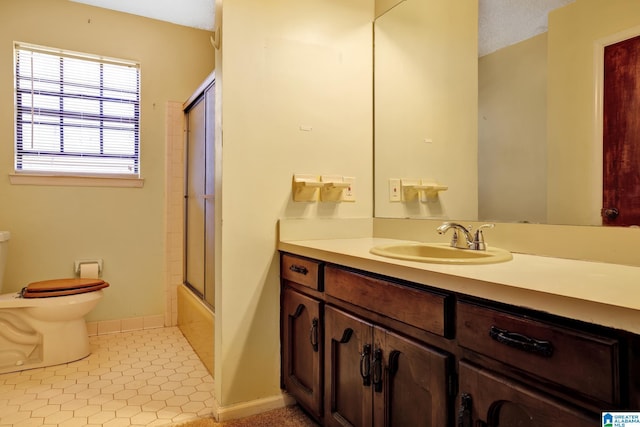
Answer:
[{"left": 214, "top": 392, "right": 297, "bottom": 422}]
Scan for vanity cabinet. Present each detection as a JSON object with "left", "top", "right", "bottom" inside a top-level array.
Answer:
[
  {"left": 280, "top": 252, "right": 639, "bottom": 427},
  {"left": 324, "top": 305, "right": 451, "bottom": 427},
  {"left": 281, "top": 255, "right": 456, "bottom": 426}
]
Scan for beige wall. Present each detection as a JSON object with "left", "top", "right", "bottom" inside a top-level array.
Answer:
[
  {"left": 373, "top": 0, "right": 478, "bottom": 220},
  {"left": 0, "top": 0, "right": 214, "bottom": 321},
  {"left": 547, "top": 0, "right": 640, "bottom": 224},
  {"left": 217, "top": 0, "right": 373, "bottom": 409},
  {"left": 375, "top": 0, "right": 404, "bottom": 17},
  {"left": 478, "top": 33, "right": 547, "bottom": 223}
]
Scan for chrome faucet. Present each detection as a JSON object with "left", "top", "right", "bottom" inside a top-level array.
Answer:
[
  {"left": 437, "top": 222, "right": 494, "bottom": 250},
  {"left": 436, "top": 222, "right": 474, "bottom": 249}
]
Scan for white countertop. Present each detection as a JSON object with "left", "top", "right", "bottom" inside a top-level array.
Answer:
[{"left": 279, "top": 237, "right": 640, "bottom": 334}]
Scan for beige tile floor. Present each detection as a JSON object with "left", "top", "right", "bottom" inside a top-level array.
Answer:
[{"left": 0, "top": 327, "right": 214, "bottom": 427}]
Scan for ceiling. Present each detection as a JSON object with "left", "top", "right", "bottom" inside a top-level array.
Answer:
[
  {"left": 69, "top": 0, "right": 575, "bottom": 56},
  {"left": 478, "top": 0, "right": 575, "bottom": 56},
  {"left": 69, "top": 0, "right": 215, "bottom": 31}
]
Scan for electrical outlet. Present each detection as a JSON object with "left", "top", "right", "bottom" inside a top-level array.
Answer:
[
  {"left": 343, "top": 176, "right": 355, "bottom": 202},
  {"left": 389, "top": 179, "right": 401, "bottom": 202}
]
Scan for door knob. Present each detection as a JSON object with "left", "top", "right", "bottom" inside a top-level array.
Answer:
[{"left": 602, "top": 207, "right": 619, "bottom": 220}]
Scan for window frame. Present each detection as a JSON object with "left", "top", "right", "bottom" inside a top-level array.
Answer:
[{"left": 12, "top": 42, "right": 144, "bottom": 187}]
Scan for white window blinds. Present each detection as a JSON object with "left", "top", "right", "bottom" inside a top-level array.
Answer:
[{"left": 14, "top": 43, "right": 140, "bottom": 176}]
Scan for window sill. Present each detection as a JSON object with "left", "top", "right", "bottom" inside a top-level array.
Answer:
[{"left": 9, "top": 174, "right": 144, "bottom": 188}]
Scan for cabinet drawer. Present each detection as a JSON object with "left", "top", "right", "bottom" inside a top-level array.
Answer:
[
  {"left": 457, "top": 301, "right": 620, "bottom": 405},
  {"left": 458, "top": 361, "right": 597, "bottom": 427},
  {"left": 325, "top": 265, "right": 452, "bottom": 337},
  {"left": 281, "top": 254, "right": 322, "bottom": 291}
]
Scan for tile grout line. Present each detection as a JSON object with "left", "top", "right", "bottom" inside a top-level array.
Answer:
[{"left": 0, "top": 327, "right": 214, "bottom": 427}]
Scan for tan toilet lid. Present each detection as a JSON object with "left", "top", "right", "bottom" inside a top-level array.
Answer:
[{"left": 21, "top": 278, "right": 109, "bottom": 298}]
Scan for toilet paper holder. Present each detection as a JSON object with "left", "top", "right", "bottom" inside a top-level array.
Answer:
[{"left": 74, "top": 259, "right": 103, "bottom": 276}]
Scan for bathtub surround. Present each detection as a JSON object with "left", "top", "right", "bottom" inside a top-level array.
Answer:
[
  {"left": 178, "top": 285, "right": 215, "bottom": 376},
  {"left": 166, "top": 100, "right": 216, "bottom": 377}
]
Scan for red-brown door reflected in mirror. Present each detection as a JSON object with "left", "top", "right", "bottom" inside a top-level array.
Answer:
[{"left": 603, "top": 34, "right": 640, "bottom": 226}]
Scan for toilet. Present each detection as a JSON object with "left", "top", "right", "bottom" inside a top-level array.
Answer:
[{"left": 0, "top": 231, "right": 108, "bottom": 374}]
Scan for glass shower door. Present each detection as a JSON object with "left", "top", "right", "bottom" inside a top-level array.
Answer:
[{"left": 184, "top": 79, "right": 215, "bottom": 309}]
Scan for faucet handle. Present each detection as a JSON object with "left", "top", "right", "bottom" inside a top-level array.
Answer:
[{"left": 472, "top": 223, "right": 494, "bottom": 250}]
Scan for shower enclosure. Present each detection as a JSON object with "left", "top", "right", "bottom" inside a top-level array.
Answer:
[{"left": 184, "top": 74, "right": 215, "bottom": 309}]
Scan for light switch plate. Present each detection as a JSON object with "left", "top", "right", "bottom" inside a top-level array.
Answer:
[
  {"left": 389, "top": 179, "right": 401, "bottom": 202},
  {"left": 343, "top": 176, "right": 355, "bottom": 202}
]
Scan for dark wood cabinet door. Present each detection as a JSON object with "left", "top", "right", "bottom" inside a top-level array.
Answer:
[
  {"left": 458, "top": 361, "right": 597, "bottom": 427},
  {"left": 325, "top": 306, "right": 373, "bottom": 427},
  {"left": 373, "top": 328, "right": 451, "bottom": 427},
  {"left": 282, "top": 287, "right": 323, "bottom": 419}
]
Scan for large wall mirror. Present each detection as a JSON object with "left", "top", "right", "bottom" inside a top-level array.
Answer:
[{"left": 374, "top": 0, "right": 640, "bottom": 226}]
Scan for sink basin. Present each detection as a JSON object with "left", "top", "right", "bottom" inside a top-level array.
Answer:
[{"left": 370, "top": 242, "right": 512, "bottom": 265}]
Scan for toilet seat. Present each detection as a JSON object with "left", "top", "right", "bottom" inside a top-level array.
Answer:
[{"left": 21, "top": 278, "right": 109, "bottom": 298}]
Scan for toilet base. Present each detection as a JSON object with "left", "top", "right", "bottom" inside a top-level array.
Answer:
[
  {"left": 0, "top": 290, "right": 103, "bottom": 375},
  {"left": 0, "top": 315, "right": 91, "bottom": 375}
]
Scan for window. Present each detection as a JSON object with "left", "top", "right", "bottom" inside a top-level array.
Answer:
[{"left": 14, "top": 43, "right": 140, "bottom": 177}]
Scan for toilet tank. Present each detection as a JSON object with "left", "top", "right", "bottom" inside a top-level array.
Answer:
[{"left": 0, "top": 231, "right": 9, "bottom": 293}]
